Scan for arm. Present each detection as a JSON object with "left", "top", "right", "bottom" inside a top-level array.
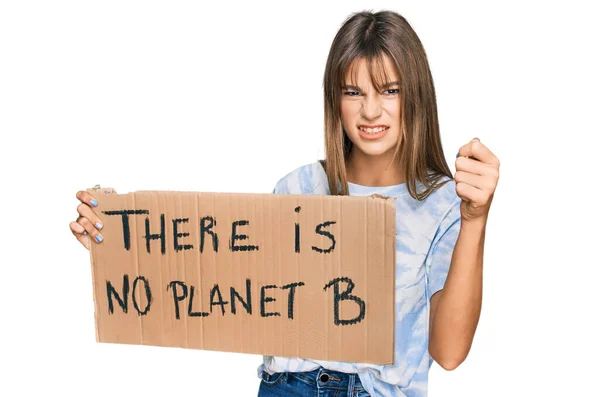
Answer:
[
  {"left": 428, "top": 217, "right": 486, "bottom": 370},
  {"left": 428, "top": 138, "right": 499, "bottom": 370}
]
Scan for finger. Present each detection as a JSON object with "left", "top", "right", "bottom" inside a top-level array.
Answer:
[
  {"left": 70, "top": 220, "right": 85, "bottom": 235},
  {"left": 77, "top": 216, "right": 104, "bottom": 243},
  {"left": 456, "top": 138, "right": 478, "bottom": 159},
  {"left": 70, "top": 220, "right": 91, "bottom": 250},
  {"left": 76, "top": 202, "right": 104, "bottom": 231},
  {"left": 453, "top": 170, "right": 493, "bottom": 192},
  {"left": 455, "top": 156, "right": 496, "bottom": 176},
  {"left": 76, "top": 190, "right": 99, "bottom": 208},
  {"left": 458, "top": 139, "right": 500, "bottom": 166},
  {"left": 456, "top": 182, "right": 487, "bottom": 205}
]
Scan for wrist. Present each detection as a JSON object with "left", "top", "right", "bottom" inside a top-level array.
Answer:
[{"left": 460, "top": 216, "right": 487, "bottom": 233}]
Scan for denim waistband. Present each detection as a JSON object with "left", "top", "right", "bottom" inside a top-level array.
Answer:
[{"left": 286, "top": 367, "right": 364, "bottom": 391}]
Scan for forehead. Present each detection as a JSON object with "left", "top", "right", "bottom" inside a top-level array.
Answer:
[{"left": 344, "top": 54, "right": 399, "bottom": 86}]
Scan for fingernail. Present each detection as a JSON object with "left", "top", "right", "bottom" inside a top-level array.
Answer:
[
  {"left": 90, "top": 199, "right": 98, "bottom": 207},
  {"left": 456, "top": 152, "right": 460, "bottom": 158},
  {"left": 83, "top": 231, "right": 88, "bottom": 235},
  {"left": 473, "top": 137, "right": 480, "bottom": 141},
  {"left": 95, "top": 235, "right": 103, "bottom": 243},
  {"left": 96, "top": 222, "right": 103, "bottom": 230}
]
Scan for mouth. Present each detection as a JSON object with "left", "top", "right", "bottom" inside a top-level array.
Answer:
[{"left": 358, "top": 125, "right": 390, "bottom": 140}]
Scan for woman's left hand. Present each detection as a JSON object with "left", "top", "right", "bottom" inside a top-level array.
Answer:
[{"left": 454, "top": 138, "right": 500, "bottom": 224}]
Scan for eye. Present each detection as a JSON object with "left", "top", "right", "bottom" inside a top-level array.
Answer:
[
  {"left": 343, "top": 91, "right": 361, "bottom": 96},
  {"left": 384, "top": 89, "right": 400, "bottom": 95}
]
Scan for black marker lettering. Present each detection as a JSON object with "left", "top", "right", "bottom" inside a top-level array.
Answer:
[
  {"left": 132, "top": 276, "right": 152, "bottom": 315},
  {"left": 200, "top": 216, "right": 219, "bottom": 253},
  {"left": 144, "top": 214, "right": 166, "bottom": 254},
  {"left": 230, "top": 279, "right": 252, "bottom": 315},
  {"left": 103, "top": 210, "right": 149, "bottom": 250},
  {"left": 312, "top": 221, "right": 336, "bottom": 254},
  {"left": 295, "top": 206, "right": 301, "bottom": 253},
  {"left": 188, "top": 285, "right": 209, "bottom": 317},
  {"left": 167, "top": 281, "right": 187, "bottom": 320},
  {"left": 260, "top": 285, "right": 280, "bottom": 317},
  {"left": 209, "top": 284, "right": 229, "bottom": 315},
  {"left": 323, "top": 277, "right": 365, "bottom": 325},
  {"left": 106, "top": 274, "right": 129, "bottom": 314},
  {"left": 281, "top": 281, "right": 305, "bottom": 319},
  {"left": 173, "top": 218, "right": 193, "bottom": 252},
  {"left": 230, "top": 220, "right": 259, "bottom": 252}
]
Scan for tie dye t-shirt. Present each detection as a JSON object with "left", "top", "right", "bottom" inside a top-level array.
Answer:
[{"left": 257, "top": 161, "right": 462, "bottom": 397}]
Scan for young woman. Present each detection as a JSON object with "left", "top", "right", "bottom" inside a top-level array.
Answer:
[{"left": 70, "top": 10, "right": 500, "bottom": 397}]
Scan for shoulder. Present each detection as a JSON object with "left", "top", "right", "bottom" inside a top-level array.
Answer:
[
  {"left": 272, "top": 161, "right": 328, "bottom": 195},
  {"left": 417, "top": 172, "right": 462, "bottom": 220}
]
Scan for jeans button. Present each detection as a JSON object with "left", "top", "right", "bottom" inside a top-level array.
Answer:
[{"left": 320, "top": 373, "right": 329, "bottom": 382}]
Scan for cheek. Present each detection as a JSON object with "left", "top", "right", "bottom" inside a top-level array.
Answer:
[
  {"left": 383, "top": 101, "right": 401, "bottom": 117},
  {"left": 340, "top": 103, "right": 357, "bottom": 129}
]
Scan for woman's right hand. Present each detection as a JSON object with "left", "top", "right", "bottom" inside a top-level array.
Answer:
[{"left": 69, "top": 190, "right": 104, "bottom": 251}]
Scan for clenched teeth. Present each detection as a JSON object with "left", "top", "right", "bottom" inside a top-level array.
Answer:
[{"left": 359, "top": 126, "right": 389, "bottom": 134}]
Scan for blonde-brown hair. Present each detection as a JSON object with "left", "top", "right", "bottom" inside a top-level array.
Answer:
[{"left": 322, "top": 10, "right": 452, "bottom": 200}]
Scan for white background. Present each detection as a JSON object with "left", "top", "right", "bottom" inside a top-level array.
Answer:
[{"left": 1, "top": 1, "right": 598, "bottom": 396}]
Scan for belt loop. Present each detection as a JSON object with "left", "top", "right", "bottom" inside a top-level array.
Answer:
[{"left": 347, "top": 373, "right": 356, "bottom": 397}]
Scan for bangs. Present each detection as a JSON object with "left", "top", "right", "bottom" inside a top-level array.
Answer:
[{"left": 342, "top": 52, "right": 397, "bottom": 92}]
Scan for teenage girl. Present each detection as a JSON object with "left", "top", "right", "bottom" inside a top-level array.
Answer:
[{"left": 70, "top": 10, "right": 500, "bottom": 397}]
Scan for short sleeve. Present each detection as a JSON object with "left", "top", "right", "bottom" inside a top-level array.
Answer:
[
  {"left": 271, "top": 178, "right": 287, "bottom": 194},
  {"left": 425, "top": 198, "right": 462, "bottom": 301}
]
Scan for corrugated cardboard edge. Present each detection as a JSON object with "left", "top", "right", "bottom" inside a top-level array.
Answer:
[
  {"left": 372, "top": 193, "right": 397, "bottom": 364},
  {"left": 87, "top": 185, "right": 117, "bottom": 343},
  {"left": 386, "top": 194, "right": 397, "bottom": 363}
]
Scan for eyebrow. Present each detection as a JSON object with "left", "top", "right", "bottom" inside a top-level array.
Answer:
[{"left": 342, "top": 81, "right": 400, "bottom": 91}]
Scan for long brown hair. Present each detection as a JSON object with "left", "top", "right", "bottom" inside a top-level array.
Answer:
[{"left": 322, "top": 10, "right": 452, "bottom": 200}]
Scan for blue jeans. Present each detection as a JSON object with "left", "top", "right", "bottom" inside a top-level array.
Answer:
[{"left": 258, "top": 367, "right": 370, "bottom": 396}]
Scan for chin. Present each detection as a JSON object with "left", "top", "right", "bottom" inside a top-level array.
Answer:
[{"left": 353, "top": 142, "right": 397, "bottom": 158}]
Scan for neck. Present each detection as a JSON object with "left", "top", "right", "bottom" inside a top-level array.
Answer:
[{"left": 346, "top": 149, "right": 405, "bottom": 186}]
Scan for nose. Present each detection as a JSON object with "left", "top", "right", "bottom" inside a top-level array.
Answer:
[{"left": 361, "top": 93, "right": 382, "bottom": 120}]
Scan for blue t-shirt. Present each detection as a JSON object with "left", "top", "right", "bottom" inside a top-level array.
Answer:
[{"left": 257, "top": 161, "right": 462, "bottom": 397}]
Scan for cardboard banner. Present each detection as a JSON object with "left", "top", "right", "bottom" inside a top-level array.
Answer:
[{"left": 89, "top": 190, "right": 396, "bottom": 364}]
